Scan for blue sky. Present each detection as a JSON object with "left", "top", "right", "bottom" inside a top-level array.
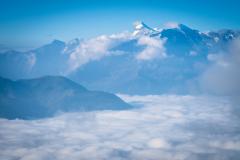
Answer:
[{"left": 0, "top": 0, "right": 239, "bottom": 49}]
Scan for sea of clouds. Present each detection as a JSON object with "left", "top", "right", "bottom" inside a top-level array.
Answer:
[{"left": 0, "top": 94, "right": 240, "bottom": 160}]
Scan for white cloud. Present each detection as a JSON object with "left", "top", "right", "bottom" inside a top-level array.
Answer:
[
  {"left": 0, "top": 95, "right": 239, "bottom": 160},
  {"left": 67, "top": 32, "right": 132, "bottom": 73},
  {"left": 66, "top": 31, "right": 167, "bottom": 73},
  {"left": 136, "top": 36, "right": 167, "bottom": 60},
  {"left": 200, "top": 39, "right": 240, "bottom": 96},
  {"left": 209, "top": 140, "right": 240, "bottom": 151},
  {"left": 200, "top": 39, "right": 240, "bottom": 117},
  {"left": 148, "top": 138, "right": 171, "bottom": 149}
]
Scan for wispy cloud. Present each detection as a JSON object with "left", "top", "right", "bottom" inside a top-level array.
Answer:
[
  {"left": 66, "top": 31, "right": 167, "bottom": 73},
  {"left": 136, "top": 36, "right": 167, "bottom": 60},
  {"left": 67, "top": 32, "right": 133, "bottom": 73}
]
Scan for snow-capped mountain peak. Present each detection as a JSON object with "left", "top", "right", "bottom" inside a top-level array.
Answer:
[
  {"left": 133, "top": 21, "right": 160, "bottom": 36},
  {"left": 134, "top": 21, "right": 156, "bottom": 31},
  {"left": 134, "top": 21, "right": 144, "bottom": 30}
]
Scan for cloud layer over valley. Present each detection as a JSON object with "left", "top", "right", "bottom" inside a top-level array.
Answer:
[{"left": 0, "top": 95, "right": 239, "bottom": 160}]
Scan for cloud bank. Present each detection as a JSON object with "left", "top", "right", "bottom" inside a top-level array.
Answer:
[
  {"left": 136, "top": 36, "right": 166, "bottom": 60},
  {"left": 68, "top": 33, "right": 131, "bottom": 72},
  {"left": 200, "top": 39, "right": 240, "bottom": 111},
  {"left": 0, "top": 95, "right": 239, "bottom": 160},
  {"left": 67, "top": 32, "right": 167, "bottom": 73}
]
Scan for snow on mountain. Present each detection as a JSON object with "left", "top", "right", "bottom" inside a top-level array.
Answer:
[
  {"left": 133, "top": 21, "right": 161, "bottom": 37},
  {"left": 0, "top": 21, "right": 239, "bottom": 94}
]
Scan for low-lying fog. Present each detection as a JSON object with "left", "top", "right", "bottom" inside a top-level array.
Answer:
[{"left": 0, "top": 95, "right": 240, "bottom": 160}]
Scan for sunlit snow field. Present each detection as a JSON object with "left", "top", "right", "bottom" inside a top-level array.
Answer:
[{"left": 0, "top": 95, "right": 240, "bottom": 160}]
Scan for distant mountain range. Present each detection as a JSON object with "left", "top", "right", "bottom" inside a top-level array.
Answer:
[
  {"left": 0, "top": 22, "right": 239, "bottom": 94},
  {"left": 0, "top": 76, "right": 131, "bottom": 119}
]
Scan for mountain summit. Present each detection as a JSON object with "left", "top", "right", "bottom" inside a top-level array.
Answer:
[
  {"left": 0, "top": 22, "right": 240, "bottom": 94},
  {"left": 133, "top": 21, "right": 160, "bottom": 36}
]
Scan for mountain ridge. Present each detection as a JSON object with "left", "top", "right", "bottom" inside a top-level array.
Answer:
[
  {"left": 0, "top": 22, "right": 240, "bottom": 94},
  {"left": 0, "top": 75, "right": 131, "bottom": 119}
]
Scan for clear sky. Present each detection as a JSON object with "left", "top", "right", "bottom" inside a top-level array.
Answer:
[{"left": 0, "top": 0, "right": 239, "bottom": 49}]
